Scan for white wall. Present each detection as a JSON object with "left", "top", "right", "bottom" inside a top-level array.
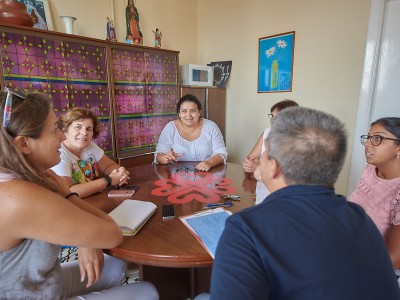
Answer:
[
  {"left": 197, "top": 0, "right": 371, "bottom": 194},
  {"left": 47, "top": 0, "right": 371, "bottom": 194},
  {"left": 50, "top": 0, "right": 110, "bottom": 39},
  {"left": 348, "top": 0, "right": 400, "bottom": 195},
  {"left": 49, "top": 0, "right": 198, "bottom": 64}
]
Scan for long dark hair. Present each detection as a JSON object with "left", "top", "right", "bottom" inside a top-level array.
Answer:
[{"left": 371, "top": 117, "right": 400, "bottom": 145}]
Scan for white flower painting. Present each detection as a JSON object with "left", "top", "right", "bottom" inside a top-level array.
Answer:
[{"left": 258, "top": 32, "right": 295, "bottom": 93}]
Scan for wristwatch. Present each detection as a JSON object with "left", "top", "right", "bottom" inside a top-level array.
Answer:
[{"left": 103, "top": 175, "right": 112, "bottom": 187}]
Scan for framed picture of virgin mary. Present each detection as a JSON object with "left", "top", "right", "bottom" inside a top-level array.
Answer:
[{"left": 16, "top": 0, "right": 54, "bottom": 30}]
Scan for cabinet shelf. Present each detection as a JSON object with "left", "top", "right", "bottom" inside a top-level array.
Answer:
[{"left": 0, "top": 24, "right": 180, "bottom": 161}]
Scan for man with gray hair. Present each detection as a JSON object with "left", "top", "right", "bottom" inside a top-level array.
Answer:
[{"left": 210, "top": 107, "right": 400, "bottom": 299}]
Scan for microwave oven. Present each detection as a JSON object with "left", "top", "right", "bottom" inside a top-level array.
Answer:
[{"left": 179, "top": 64, "right": 214, "bottom": 86}]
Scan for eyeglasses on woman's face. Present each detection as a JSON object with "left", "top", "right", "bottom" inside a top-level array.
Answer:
[
  {"left": 2, "top": 88, "right": 26, "bottom": 128},
  {"left": 360, "top": 134, "right": 400, "bottom": 146},
  {"left": 267, "top": 113, "right": 275, "bottom": 119},
  {"left": 268, "top": 108, "right": 279, "bottom": 120}
]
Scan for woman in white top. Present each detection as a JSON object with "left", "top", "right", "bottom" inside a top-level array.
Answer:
[
  {"left": 243, "top": 99, "right": 299, "bottom": 174},
  {"left": 244, "top": 100, "right": 298, "bottom": 204},
  {"left": 155, "top": 94, "right": 227, "bottom": 172}
]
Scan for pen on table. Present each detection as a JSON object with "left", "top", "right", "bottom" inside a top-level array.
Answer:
[
  {"left": 204, "top": 202, "right": 233, "bottom": 209},
  {"left": 194, "top": 209, "right": 214, "bottom": 215}
]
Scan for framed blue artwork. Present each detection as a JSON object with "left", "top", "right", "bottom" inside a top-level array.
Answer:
[{"left": 258, "top": 31, "right": 295, "bottom": 93}]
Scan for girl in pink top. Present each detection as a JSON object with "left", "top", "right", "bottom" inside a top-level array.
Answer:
[{"left": 350, "top": 117, "right": 400, "bottom": 268}]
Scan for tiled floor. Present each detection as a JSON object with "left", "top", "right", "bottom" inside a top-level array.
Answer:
[
  {"left": 59, "top": 246, "right": 78, "bottom": 263},
  {"left": 60, "top": 246, "right": 140, "bottom": 283}
]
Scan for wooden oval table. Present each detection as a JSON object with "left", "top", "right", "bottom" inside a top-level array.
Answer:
[{"left": 85, "top": 162, "right": 257, "bottom": 300}]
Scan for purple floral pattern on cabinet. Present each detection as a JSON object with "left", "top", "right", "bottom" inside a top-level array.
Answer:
[
  {"left": 112, "top": 48, "right": 177, "bottom": 155},
  {"left": 0, "top": 31, "right": 111, "bottom": 153},
  {"left": 0, "top": 29, "right": 179, "bottom": 157}
]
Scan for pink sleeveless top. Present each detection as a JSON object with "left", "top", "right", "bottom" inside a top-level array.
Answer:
[{"left": 349, "top": 164, "right": 400, "bottom": 238}]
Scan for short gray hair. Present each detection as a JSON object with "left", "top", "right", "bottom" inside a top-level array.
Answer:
[{"left": 266, "top": 107, "right": 347, "bottom": 186}]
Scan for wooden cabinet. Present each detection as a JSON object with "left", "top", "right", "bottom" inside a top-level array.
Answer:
[
  {"left": 180, "top": 86, "right": 226, "bottom": 140},
  {"left": 0, "top": 24, "right": 179, "bottom": 162}
]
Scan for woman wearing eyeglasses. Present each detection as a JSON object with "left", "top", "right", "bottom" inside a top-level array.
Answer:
[
  {"left": 350, "top": 117, "right": 400, "bottom": 268},
  {"left": 242, "top": 99, "right": 298, "bottom": 174},
  {"left": 0, "top": 90, "right": 158, "bottom": 299},
  {"left": 242, "top": 100, "right": 298, "bottom": 204},
  {"left": 51, "top": 107, "right": 130, "bottom": 199}
]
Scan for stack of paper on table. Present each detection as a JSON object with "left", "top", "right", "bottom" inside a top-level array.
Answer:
[
  {"left": 180, "top": 208, "right": 232, "bottom": 259},
  {"left": 108, "top": 199, "right": 157, "bottom": 236}
]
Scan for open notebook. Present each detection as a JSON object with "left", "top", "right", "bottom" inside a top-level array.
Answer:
[{"left": 108, "top": 200, "right": 157, "bottom": 236}]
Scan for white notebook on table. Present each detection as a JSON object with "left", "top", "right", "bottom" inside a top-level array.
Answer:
[{"left": 108, "top": 199, "right": 157, "bottom": 236}]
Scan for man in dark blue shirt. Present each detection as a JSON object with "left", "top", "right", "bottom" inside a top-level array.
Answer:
[{"left": 210, "top": 107, "right": 400, "bottom": 300}]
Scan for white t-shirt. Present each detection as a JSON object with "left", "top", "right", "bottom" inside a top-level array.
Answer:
[
  {"left": 155, "top": 119, "right": 227, "bottom": 162},
  {"left": 260, "top": 127, "right": 270, "bottom": 154},
  {"left": 256, "top": 127, "right": 271, "bottom": 204},
  {"left": 51, "top": 142, "right": 104, "bottom": 185}
]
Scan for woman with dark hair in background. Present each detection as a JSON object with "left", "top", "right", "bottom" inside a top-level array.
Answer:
[
  {"left": 243, "top": 99, "right": 298, "bottom": 204},
  {"left": 242, "top": 99, "right": 298, "bottom": 174},
  {"left": 350, "top": 117, "right": 400, "bottom": 269},
  {"left": 155, "top": 94, "right": 227, "bottom": 172}
]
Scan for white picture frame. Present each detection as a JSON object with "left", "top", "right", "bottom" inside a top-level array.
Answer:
[{"left": 16, "top": 0, "right": 54, "bottom": 31}]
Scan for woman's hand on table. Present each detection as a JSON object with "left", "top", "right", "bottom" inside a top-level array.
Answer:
[
  {"left": 196, "top": 161, "right": 212, "bottom": 172},
  {"left": 117, "top": 167, "right": 130, "bottom": 186},
  {"left": 243, "top": 155, "right": 259, "bottom": 173},
  {"left": 109, "top": 167, "right": 130, "bottom": 186},
  {"left": 158, "top": 148, "right": 184, "bottom": 164},
  {"left": 77, "top": 247, "right": 104, "bottom": 288}
]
